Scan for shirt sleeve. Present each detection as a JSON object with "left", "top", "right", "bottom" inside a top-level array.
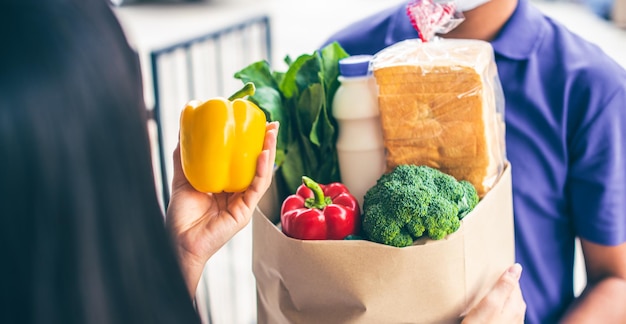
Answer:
[{"left": 568, "top": 76, "right": 626, "bottom": 246}]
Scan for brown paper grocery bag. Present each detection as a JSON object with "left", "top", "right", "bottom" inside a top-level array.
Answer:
[{"left": 253, "top": 164, "right": 514, "bottom": 324}]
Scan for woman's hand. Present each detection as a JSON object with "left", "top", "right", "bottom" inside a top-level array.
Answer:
[
  {"left": 462, "top": 263, "right": 526, "bottom": 324},
  {"left": 166, "top": 121, "right": 278, "bottom": 296}
]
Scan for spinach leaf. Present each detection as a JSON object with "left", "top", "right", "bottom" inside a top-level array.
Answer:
[{"left": 234, "top": 42, "right": 349, "bottom": 201}]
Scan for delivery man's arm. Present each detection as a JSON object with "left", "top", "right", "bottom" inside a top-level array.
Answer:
[{"left": 560, "top": 240, "right": 626, "bottom": 323}]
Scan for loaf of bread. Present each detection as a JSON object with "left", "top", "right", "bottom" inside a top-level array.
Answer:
[{"left": 371, "top": 39, "right": 506, "bottom": 196}]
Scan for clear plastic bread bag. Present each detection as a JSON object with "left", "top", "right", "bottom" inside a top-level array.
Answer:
[{"left": 370, "top": 0, "right": 506, "bottom": 197}]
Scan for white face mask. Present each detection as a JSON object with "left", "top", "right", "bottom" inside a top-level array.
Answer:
[{"left": 454, "top": 0, "right": 491, "bottom": 12}]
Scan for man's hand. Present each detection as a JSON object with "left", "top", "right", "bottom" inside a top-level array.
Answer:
[{"left": 462, "top": 263, "right": 527, "bottom": 323}]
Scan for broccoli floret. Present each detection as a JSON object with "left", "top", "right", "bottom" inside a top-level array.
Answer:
[
  {"left": 361, "top": 165, "right": 479, "bottom": 247},
  {"left": 424, "top": 196, "right": 460, "bottom": 240},
  {"left": 432, "top": 172, "right": 465, "bottom": 202}
]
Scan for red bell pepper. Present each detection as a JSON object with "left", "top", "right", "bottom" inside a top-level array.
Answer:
[{"left": 280, "top": 176, "right": 361, "bottom": 240}]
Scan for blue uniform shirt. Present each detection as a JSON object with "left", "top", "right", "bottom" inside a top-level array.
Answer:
[{"left": 324, "top": 1, "right": 626, "bottom": 322}]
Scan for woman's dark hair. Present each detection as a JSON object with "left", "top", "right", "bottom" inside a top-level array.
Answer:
[{"left": 0, "top": 1, "right": 200, "bottom": 323}]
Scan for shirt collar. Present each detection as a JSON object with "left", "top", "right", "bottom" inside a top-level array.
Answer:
[
  {"left": 491, "top": 0, "right": 547, "bottom": 60},
  {"left": 386, "top": 3, "right": 419, "bottom": 47},
  {"left": 386, "top": 0, "right": 546, "bottom": 60}
]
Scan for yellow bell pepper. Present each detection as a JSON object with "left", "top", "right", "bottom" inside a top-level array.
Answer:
[{"left": 180, "top": 82, "right": 266, "bottom": 193}]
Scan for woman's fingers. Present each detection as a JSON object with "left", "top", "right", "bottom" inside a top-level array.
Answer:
[
  {"left": 244, "top": 121, "right": 279, "bottom": 208},
  {"left": 170, "top": 143, "right": 188, "bottom": 191},
  {"left": 263, "top": 121, "right": 279, "bottom": 178}
]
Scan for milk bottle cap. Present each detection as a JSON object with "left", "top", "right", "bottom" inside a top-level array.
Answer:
[{"left": 338, "top": 55, "right": 373, "bottom": 77}]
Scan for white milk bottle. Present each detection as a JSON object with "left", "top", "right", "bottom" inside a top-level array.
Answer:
[{"left": 332, "top": 55, "right": 386, "bottom": 208}]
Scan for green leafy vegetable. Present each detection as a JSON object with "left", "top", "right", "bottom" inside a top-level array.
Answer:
[{"left": 234, "top": 42, "right": 349, "bottom": 201}]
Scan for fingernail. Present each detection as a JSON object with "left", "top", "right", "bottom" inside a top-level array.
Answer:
[{"left": 508, "top": 263, "right": 523, "bottom": 279}]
